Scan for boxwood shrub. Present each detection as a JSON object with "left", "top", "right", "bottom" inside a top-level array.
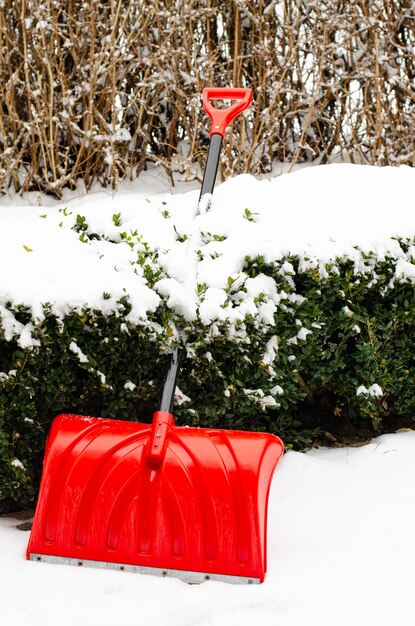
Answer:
[{"left": 1, "top": 226, "right": 415, "bottom": 512}]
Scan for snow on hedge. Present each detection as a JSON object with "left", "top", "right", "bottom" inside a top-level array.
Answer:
[{"left": 0, "top": 164, "right": 414, "bottom": 349}]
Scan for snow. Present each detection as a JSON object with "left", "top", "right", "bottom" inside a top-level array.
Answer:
[
  {"left": 10, "top": 459, "right": 24, "bottom": 470},
  {"left": 1, "top": 163, "right": 415, "bottom": 623},
  {"left": 2, "top": 431, "right": 415, "bottom": 625},
  {"left": 1, "top": 164, "right": 415, "bottom": 350},
  {"left": 69, "top": 341, "right": 89, "bottom": 364},
  {"left": 356, "top": 383, "right": 384, "bottom": 398},
  {"left": 174, "top": 385, "right": 192, "bottom": 405},
  {"left": 262, "top": 335, "right": 278, "bottom": 365}
]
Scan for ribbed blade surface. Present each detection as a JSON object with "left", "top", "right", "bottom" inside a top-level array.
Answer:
[{"left": 27, "top": 414, "right": 283, "bottom": 582}]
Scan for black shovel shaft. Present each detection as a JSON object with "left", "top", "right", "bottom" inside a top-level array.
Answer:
[
  {"left": 159, "top": 133, "right": 223, "bottom": 414},
  {"left": 159, "top": 348, "right": 181, "bottom": 412},
  {"left": 199, "top": 134, "right": 223, "bottom": 201}
]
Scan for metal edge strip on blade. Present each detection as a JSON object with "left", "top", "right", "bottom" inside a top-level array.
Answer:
[{"left": 29, "top": 554, "right": 260, "bottom": 585}]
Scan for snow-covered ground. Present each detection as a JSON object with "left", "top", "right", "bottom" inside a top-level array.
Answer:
[
  {"left": 2, "top": 431, "right": 415, "bottom": 626},
  {"left": 1, "top": 163, "right": 415, "bottom": 624}
]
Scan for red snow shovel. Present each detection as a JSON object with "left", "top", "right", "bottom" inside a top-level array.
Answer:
[{"left": 27, "top": 88, "right": 284, "bottom": 584}]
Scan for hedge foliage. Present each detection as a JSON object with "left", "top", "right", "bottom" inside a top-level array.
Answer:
[
  {"left": 1, "top": 0, "right": 414, "bottom": 195},
  {"left": 1, "top": 227, "right": 415, "bottom": 511}
]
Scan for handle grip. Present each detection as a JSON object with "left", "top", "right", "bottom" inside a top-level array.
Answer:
[{"left": 203, "top": 87, "right": 252, "bottom": 138}]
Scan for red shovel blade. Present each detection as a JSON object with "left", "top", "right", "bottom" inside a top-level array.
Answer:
[{"left": 27, "top": 413, "right": 283, "bottom": 583}]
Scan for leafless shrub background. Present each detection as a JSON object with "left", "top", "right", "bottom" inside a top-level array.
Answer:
[{"left": 0, "top": 0, "right": 414, "bottom": 196}]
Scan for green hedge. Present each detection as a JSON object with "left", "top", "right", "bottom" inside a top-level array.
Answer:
[{"left": 1, "top": 229, "right": 415, "bottom": 511}]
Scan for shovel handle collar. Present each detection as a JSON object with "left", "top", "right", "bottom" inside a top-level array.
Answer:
[
  {"left": 147, "top": 411, "right": 175, "bottom": 468},
  {"left": 203, "top": 87, "right": 252, "bottom": 138}
]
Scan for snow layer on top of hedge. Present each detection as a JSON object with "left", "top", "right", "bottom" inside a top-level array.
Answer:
[{"left": 0, "top": 164, "right": 414, "bottom": 346}]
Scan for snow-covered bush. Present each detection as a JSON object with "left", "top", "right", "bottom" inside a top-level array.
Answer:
[{"left": 1, "top": 186, "right": 415, "bottom": 511}]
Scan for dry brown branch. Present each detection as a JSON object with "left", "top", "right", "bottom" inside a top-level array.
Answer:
[{"left": 0, "top": 0, "right": 413, "bottom": 196}]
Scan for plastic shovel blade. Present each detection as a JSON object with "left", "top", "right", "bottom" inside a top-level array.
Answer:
[{"left": 27, "top": 413, "right": 283, "bottom": 583}]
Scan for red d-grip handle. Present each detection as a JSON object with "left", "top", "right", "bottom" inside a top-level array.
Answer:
[{"left": 203, "top": 87, "right": 253, "bottom": 138}]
